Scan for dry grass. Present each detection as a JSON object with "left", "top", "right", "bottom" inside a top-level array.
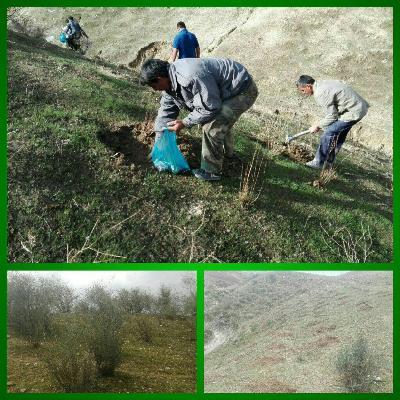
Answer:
[
  {"left": 66, "top": 213, "right": 139, "bottom": 262},
  {"left": 311, "top": 166, "right": 338, "bottom": 189},
  {"left": 320, "top": 221, "right": 373, "bottom": 263},
  {"left": 238, "top": 146, "right": 267, "bottom": 207}
]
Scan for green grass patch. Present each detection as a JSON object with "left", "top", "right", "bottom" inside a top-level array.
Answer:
[{"left": 8, "top": 30, "right": 392, "bottom": 262}]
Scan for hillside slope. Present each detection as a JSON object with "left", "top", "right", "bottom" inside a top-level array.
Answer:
[
  {"left": 7, "top": 30, "right": 392, "bottom": 263},
  {"left": 204, "top": 271, "right": 393, "bottom": 393},
  {"left": 8, "top": 7, "right": 393, "bottom": 154}
]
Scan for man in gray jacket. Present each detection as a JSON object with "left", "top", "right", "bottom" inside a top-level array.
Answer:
[
  {"left": 139, "top": 58, "right": 258, "bottom": 180},
  {"left": 296, "top": 75, "right": 369, "bottom": 168}
]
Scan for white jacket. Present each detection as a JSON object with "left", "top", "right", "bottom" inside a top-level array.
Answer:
[{"left": 313, "top": 80, "right": 369, "bottom": 128}]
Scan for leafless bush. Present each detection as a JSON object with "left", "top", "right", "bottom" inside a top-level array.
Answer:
[
  {"left": 239, "top": 146, "right": 267, "bottom": 207},
  {"left": 336, "top": 336, "right": 375, "bottom": 392},
  {"left": 66, "top": 213, "right": 138, "bottom": 262},
  {"left": 320, "top": 221, "right": 372, "bottom": 262},
  {"left": 312, "top": 166, "right": 338, "bottom": 189}
]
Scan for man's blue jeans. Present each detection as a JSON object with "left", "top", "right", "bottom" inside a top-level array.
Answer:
[{"left": 315, "top": 120, "right": 358, "bottom": 164}]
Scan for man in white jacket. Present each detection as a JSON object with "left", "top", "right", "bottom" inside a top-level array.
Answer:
[{"left": 296, "top": 75, "right": 369, "bottom": 169}]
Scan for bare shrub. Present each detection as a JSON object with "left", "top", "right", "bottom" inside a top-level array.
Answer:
[
  {"left": 239, "top": 146, "right": 267, "bottom": 207},
  {"left": 320, "top": 221, "right": 372, "bottom": 262},
  {"left": 44, "top": 329, "right": 97, "bottom": 393},
  {"left": 336, "top": 336, "right": 375, "bottom": 392},
  {"left": 311, "top": 166, "right": 338, "bottom": 189}
]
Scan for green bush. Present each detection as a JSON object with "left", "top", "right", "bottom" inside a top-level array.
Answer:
[
  {"left": 135, "top": 315, "right": 156, "bottom": 344},
  {"left": 8, "top": 273, "right": 56, "bottom": 347},
  {"left": 336, "top": 336, "right": 375, "bottom": 392},
  {"left": 85, "top": 285, "right": 123, "bottom": 376},
  {"left": 44, "top": 330, "right": 97, "bottom": 393}
]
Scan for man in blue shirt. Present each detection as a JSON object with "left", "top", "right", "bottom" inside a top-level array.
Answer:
[{"left": 171, "top": 21, "right": 200, "bottom": 62}]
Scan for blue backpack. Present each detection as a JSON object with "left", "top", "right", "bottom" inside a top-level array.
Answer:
[{"left": 151, "top": 129, "right": 190, "bottom": 174}]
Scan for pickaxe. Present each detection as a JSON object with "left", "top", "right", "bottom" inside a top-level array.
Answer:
[{"left": 285, "top": 129, "right": 311, "bottom": 144}]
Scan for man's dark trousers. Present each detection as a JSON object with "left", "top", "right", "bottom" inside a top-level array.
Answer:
[{"left": 315, "top": 120, "right": 358, "bottom": 164}]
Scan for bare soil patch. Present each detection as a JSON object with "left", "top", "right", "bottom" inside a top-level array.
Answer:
[
  {"left": 97, "top": 122, "right": 154, "bottom": 168},
  {"left": 255, "top": 355, "right": 286, "bottom": 365},
  {"left": 280, "top": 143, "right": 314, "bottom": 163},
  {"left": 249, "top": 135, "right": 314, "bottom": 163},
  {"left": 315, "top": 335, "right": 340, "bottom": 348}
]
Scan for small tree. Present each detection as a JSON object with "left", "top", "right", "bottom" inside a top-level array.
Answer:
[
  {"left": 85, "top": 284, "right": 122, "bottom": 376},
  {"left": 182, "top": 275, "right": 197, "bottom": 317},
  {"left": 336, "top": 336, "right": 375, "bottom": 392},
  {"left": 156, "top": 285, "right": 178, "bottom": 319},
  {"left": 53, "top": 283, "right": 76, "bottom": 313},
  {"left": 117, "top": 288, "right": 154, "bottom": 315},
  {"left": 7, "top": 273, "right": 55, "bottom": 347}
]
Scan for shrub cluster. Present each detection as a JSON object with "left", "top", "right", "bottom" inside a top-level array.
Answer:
[{"left": 336, "top": 336, "right": 375, "bottom": 392}]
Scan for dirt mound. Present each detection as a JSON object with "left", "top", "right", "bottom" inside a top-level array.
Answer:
[
  {"left": 177, "top": 135, "right": 202, "bottom": 169},
  {"left": 97, "top": 123, "right": 210, "bottom": 172},
  {"left": 279, "top": 143, "right": 314, "bottom": 163},
  {"left": 97, "top": 122, "right": 154, "bottom": 168}
]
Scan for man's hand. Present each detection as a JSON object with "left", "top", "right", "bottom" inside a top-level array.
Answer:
[
  {"left": 309, "top": 125, "right": 321, "bottom": 133},
  {"left": 167, "top": 120, "right": 185, "bottom": 133}
]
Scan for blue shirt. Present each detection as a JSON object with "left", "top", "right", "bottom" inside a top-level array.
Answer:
[{"left": 172, "top": 29, "right": 199, "bottom": 59}]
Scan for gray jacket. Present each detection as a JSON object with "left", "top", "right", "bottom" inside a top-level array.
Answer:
[
  {"left": 313, "top": 80, "right": 369, "bottom": 128},
  {"left": 154, "top": 57, "right": 252, "bottom": 132}
]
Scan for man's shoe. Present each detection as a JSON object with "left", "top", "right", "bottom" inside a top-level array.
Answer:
[
  {"left": 305, "top": 159, "right": 323, "bottom": 169},
  {"left": 324, "top": 161, "right": 334, "bottom": 169},
  {"left": 193, "top": 168, "right": 221, "bottom": 181}
]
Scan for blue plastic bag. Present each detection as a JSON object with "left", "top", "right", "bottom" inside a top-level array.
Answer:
[
  {"left": 151, "top": 129, "right": 190, "bottom": 174},
  {"left": 59, "top": 32, "right": 67, "bottom": 43}
]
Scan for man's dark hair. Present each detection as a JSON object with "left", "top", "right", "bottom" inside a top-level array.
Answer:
[
  {"left": 68, "top": 16, "right": 74, "bottom": 20},
  {"left": 177, "top": 21, "right": 186, "bottom": 29},
  {"left": 139, "top": 59, "right": 170, "bottom": 85},
  {"left": 296, "top": 75, "right": 315, "bottom": 86}
]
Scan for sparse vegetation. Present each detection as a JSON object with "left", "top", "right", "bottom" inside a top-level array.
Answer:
[
  {"left": 205, "top": 271, "right": 392, "bottom": 393},
  {"left": 336, "top": 336, "right": 375, "bottom": 393}
]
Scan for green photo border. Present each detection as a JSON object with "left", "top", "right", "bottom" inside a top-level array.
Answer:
[{"left": 2, "top": 1, "right": 397, "bottom": 399}]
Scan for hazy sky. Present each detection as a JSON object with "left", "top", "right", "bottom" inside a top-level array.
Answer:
[{"left": 9, "top": 271, "right": 195, "bottom": 292}]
